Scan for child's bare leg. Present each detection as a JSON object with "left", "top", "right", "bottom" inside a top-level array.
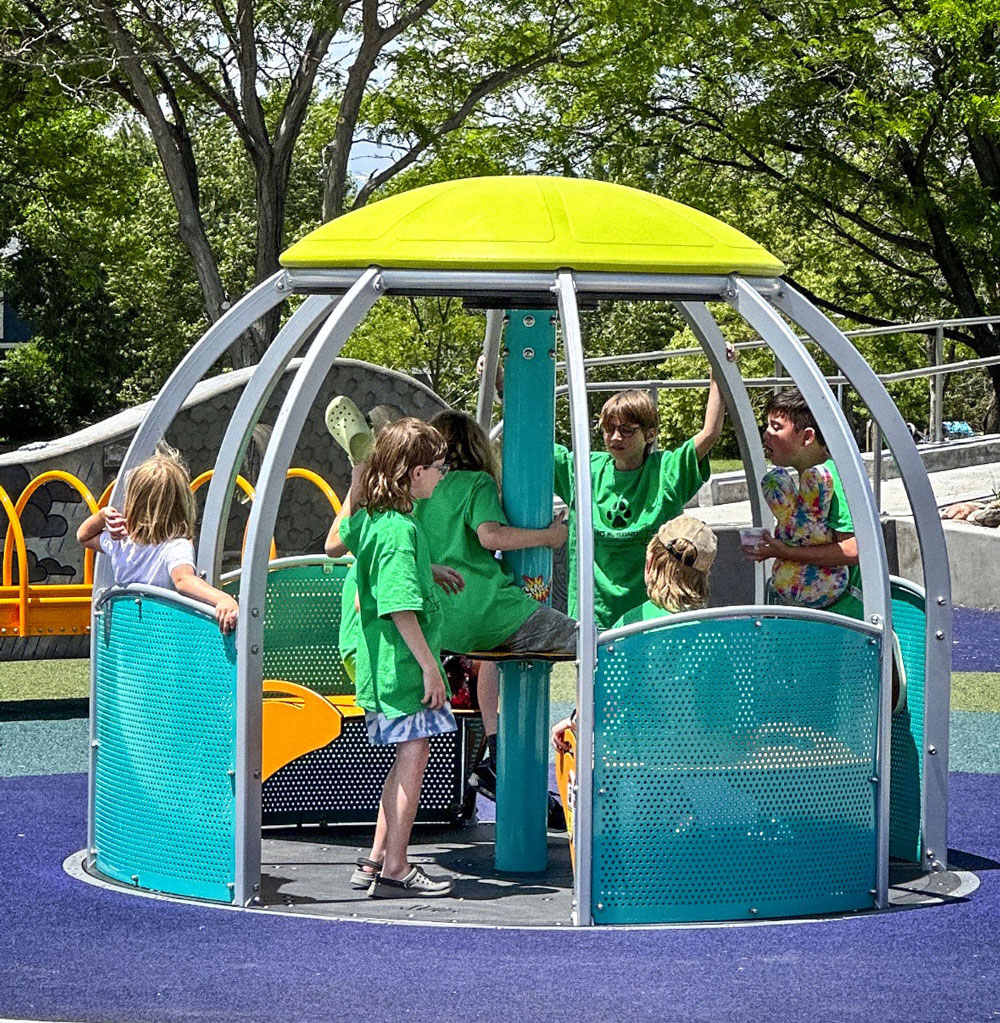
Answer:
[
  {"left": 380, "top": 737, "right": 430, "bottom": 880},
  {"left": 478, "top": 660, "right": 499, "bottom": 738},
  {"left": 366, "top": 758, "right": 398, "bottom": 869}
]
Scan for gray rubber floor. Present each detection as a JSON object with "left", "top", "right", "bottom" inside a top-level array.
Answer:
[{"left": 259, "top": 822, "right": 575, "bottom": 926}]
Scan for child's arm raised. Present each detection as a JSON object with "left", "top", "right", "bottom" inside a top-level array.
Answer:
[
  {"left": 390, "top": 610, "right": 447, "bottom": 709},
  {"left": 744, "top": 530, "right": 859, "bottom": 566},
  {"left": 476, "top": 515, "right": 567, "bottom": 552},
  {"left": 325, "top": 462, "right": 366, "bottom": 557},
  {"left": 170, "top": 565, "right": 240, "bottom": 634},
  {"left": 692, "top": 343, "right": 736, "bottom": 460},
  {"left": 76, "top": 506, "right": 127, "bottom": 551}
]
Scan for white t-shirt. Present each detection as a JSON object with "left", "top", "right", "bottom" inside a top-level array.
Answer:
[{"left": 98, "top": 533, "right": 196, "bottom": 589}]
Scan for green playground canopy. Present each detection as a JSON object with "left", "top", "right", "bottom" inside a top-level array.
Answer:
[{"left": 280, "top": 175, "right": 785, "bottom": 277}]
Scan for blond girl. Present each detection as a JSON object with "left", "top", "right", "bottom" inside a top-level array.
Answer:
[{"left": 77, "top": 447, "right": 238, "bottom": 633}]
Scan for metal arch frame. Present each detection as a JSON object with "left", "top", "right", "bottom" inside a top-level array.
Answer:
[
  {"left": 197, "top": 294, "right": 339, "bottom": 581},
  {"left": 86, "top": 270, "right": 290, "bottom": 870},
  {"left": 676, "top": 301, "right": 771, "bottom": 604},
  {"left": 476, "top": 309, "right": 505, "bottom": 431},
  {"left": 728, "top": 277, "right": 892, "bottom": 908},
  {"left": 233, "top": 268, "right": 383, "bottom": 905},
  {"left": 553, "top": 271, "right": 597, "bottom": 927},
  {"left": 772, "top": 283, "right": 952, "bottom": 870}
]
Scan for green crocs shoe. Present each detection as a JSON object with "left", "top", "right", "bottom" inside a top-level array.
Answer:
[{"left": 325, "top": 396, "right": 375, "bottom": 465}]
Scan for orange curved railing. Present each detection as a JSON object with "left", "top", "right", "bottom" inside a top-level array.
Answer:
[
  {"left": 0, "top": 466, "right": 342, "bottom": 639},
  {"left": 0, "top": 483, "right": 30, "bottom": 636},
  {"left": 4, "top": 470, "right": 100, "bottom": 587}
]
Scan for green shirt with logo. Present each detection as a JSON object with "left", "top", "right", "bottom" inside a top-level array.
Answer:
[{"left": 554, "top": 439, "right": 710, "bottom": 630}]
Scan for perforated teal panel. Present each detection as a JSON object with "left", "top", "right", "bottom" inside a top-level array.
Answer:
[
  {"left": 889, "top": 583, "right": 926, "bottom": 862},
  {"left": 592, "top": 615, "right": 880, "bottom": 924},
  {"left": 93, "top": 592, "right": 238, "bottom": 902},
  {"left": 226, "top": 559, "right": 352, "bottom": 696}
]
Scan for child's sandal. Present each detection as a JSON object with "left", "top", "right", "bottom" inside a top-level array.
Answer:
[{"left": 349, "top": 856, "right": 382, "bottom": 890}]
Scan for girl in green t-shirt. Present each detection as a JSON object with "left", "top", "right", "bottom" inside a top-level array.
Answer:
[
  {"left": 421, "top": 411, "right": 576, "bottom": 801},
  {"left": 337, "top": 418, "right": 461, "bottom": 899}
]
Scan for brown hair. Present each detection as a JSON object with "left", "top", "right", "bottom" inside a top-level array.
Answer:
[
  {"left": 124, "top": 445, "right": 196, "bottom": 545},
  {"left": 644, "top": 534, "right": 710, "bottom": 612},
  {"left": 429, "top": 410, "right": 499, "bottom": 484},
  {"left": 763, "top": 389, "right": 827, "bottom": 448},
  {"left": 363, "top": 418, "right": 447, "bottom": 513},
  {"left": 598, "top": 389, "right": 658, "bottom": 453}
]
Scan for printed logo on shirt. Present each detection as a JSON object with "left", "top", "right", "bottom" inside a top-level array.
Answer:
[
  {"left": 606, "top": 496, "right": 632, "bottom": 529},
  {"left": 522, "top": 574, "right": 551, "bottom": 603}
]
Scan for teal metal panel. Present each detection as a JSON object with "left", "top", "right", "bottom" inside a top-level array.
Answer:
[
  {"left": 225, "top": 558, "right": 353, "bottom": 696},
  {"left": 93, "top": 592, "right": 238, "bottom": 902},
  {"left": 497, "top": 309, "right": 556, "bottom": 872},
  {"left": 592, "top": 615, "right": 880, "bottom": 924},
  {"left": 888, "top": 583, "right": 926, "bottom": 862}
]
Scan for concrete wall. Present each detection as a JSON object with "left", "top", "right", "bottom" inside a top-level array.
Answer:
[{"left": 0, "top": 359, "right": 447, "bottom": 660}]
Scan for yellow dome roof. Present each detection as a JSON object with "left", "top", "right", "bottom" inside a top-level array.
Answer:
[{"left": 280, "top": 176, "right": 784, "bottom": 277}]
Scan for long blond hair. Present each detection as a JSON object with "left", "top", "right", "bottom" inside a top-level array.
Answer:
[
  {"left": 644, "top": 534, "right": 710, "bottom": 612},
  {"left": 124, "top": 445, "right": 196, "bottom": 545},
  {"left": 429, "top": 410, "right": 499, "bottom": 484},
  {"left": 363, "top": 418, "right": 447, "bottom": 513}
]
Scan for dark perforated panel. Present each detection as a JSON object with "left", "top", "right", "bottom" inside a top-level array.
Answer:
[
  {"left": 93, "top": 592, "right": 237, "bottom": 903},
  {"left": 592, "top": 614, "right": 880, "bottom": 924}
]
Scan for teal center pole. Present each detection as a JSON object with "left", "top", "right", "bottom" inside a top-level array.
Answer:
[{"left": 495, "top": 309, "right": 555, "bottom": 873}]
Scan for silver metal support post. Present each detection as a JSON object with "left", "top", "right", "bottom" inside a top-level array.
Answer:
[
  {"left": 233, "top": 269, "right": 383, "bottom": 906},
  {"left": 476, "top": 309, "right": 505, "bottom": 432},
  {"left": 554, "top": 271, "right": 595, "bottom": 927},
  {"left": 932, "top": 325, "right": 945, "bottom": 443},
  {"left": 771, "top": 283, "right": 952, "bottom": 875},
  {"left": 197, "top": 294, "right": 339, "bottom": 580},
  {"left": 730, "top": 277, "right": 892, "bottom": 909},
  {"left": 677, "top": 302, "right": 771, "bottom": 604},
  {"left": 872, "top": 421, "right": 883, "bottom": 515}
]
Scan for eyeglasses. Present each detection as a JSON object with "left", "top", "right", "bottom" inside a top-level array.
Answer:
[
  {"left": 601, "top": 422, "right": 641, "bottom": 439},
  {"left": 423, "top": 461, "right": 450, "bottom": 476}
]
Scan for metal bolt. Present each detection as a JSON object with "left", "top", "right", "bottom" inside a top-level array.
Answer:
[
  {"left": 275, "top": 278, "right": 286, "bottom": 291},
  {"left": 227, "top": 769, "right": 236, "bottom": 777},
  {"left": 91, "top": 740, "right": 100, "bottom": 748},
  {"left": 523, "top": 347, "right": 535, "bottom": 360},
  {"left": 607, "top": 645, "right": 614, "bottom": 654},
  {"left": 134, "top": 598, "right": 142, "bottom": 606},
  {"left": 596, "top": 902, "right": 603, "bottom": 910},
  {"left": 253, "top": 769, "right": 261, "bottom": 779},
  {"left": 523, "top": 314, "right": 535, "bottom": 327},
  {"left": 937, "top": 596, "right": 946, "bottom": 606},
  {"left": 372, "top": 276, "right": 385, "bottom": 293},
  {"left": 131, "top": 874, "right": 139, "bottom": 884},
  {"left": 749, "top": 907, "right": 758, "bottom": 915},
  {"left": 926, "top": 849, "right": 935, "bottom": 859},
  {"left": 935, "top": 631, "right": 945, "bottom": 640},
  {"left": 754, "top": 619, "right": 762, "bottom": 628},
  {"left": 870, "top": 776, "right": 879, "bottom": 783},
  {"left": 251, "top": 607, "right": 260, "bottom": 617},
  {"left": 251, "top": 644, "right": 260, "bottom": 654},
  {"left": 928, "top": 746, "right": 937, "bottom": 755},
  {"left": 870, "top": 614, "right": 881, "bottom": 625}
]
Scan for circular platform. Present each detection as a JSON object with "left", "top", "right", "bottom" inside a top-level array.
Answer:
[{"left": 68, "top": 825, "right": 979, "bottom": 928}]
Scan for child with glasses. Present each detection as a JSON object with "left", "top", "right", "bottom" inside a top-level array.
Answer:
[
  {"left": 337, "top": 417, "right": 460, "bottom": 898},
  {"left": 554, "top": 371, "right": 729, "bottom": 631}
]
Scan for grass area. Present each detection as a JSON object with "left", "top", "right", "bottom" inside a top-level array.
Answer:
[
  {"left": 711, "top": 457, "right": 745, "bottom": 473},
  {"left": 951, "top": 672, "right": 1000, "bottom": 713},
  {"left": 2, "top": 658, "right": 90, "bottom": 702},
  {"left": 4, "top": 658, "right": 998, "bottom": 716}
]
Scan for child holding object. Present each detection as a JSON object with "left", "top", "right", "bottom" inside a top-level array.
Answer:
[
  {"left": 742, "top": 389, "right": 859, "bottom": 615},
  {"left": 337, "top": 418, "right": 460, "bottom": 898},
  {"left": 76, "top": 446, "right": 238, "bottom": 633}
]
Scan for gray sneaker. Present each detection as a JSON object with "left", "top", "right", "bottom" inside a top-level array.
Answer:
[{"left": 369, "top": 865, "right": 454, "bottom": 898}]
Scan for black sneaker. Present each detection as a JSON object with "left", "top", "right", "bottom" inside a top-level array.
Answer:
[{"left": 468, "top": 758, "right": 497, "bottom": 801}]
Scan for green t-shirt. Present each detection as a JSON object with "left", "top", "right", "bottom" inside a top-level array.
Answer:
[
  {"left": 824, "top": 458, "right": 863, "bottom": 604},
  {"left": 554, "top": 439, "right": 710, "bottom": 630},
  {"left": 613, "top": 600, "right": 677, "bottom": 629},
  {"left": 413, "top": 470, "right": 537, "bottom": 652},
  {"left": 340, "top": 508, "right": 448, "bottom": 718}
]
